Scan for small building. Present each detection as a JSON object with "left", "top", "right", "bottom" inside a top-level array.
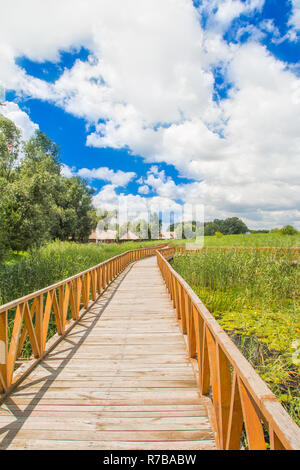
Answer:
[
  {"left": 160, "top": 231, "right": 175, "bottom": 240},
  {"left": 119, "top": 230, "right": 140, "bottom": 241},
  {"left": 88, "top": 229, "right": 117, "bottom": 243}
]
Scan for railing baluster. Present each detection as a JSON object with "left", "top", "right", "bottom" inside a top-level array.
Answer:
[
  {"left": 0, "top": 311, "right": 8, "bottom": 392},
  {"left": 238, "top": 378, "right": 266, "bottom": 450},
  {"left": 226, "top": 371, "right": 243, "bottom": 450},
  {"left": 7, "top": 303, "right": 25, "bottom": 384},
  {"left": 201, "top": 322, "right": 210, "bottom": 395},
  {"left": 180, "top": 285, "right": 187, "bottom": 334},
  {"left": 270, "top": 428, "right": 285, "bottom": 450},
  {"left": 176, "top": 280, "right": 181, "bottom": 320},
  {"left": 59, "top": 285, "right": 64, "bottom": 331},
  {"left": 206, "top": 326, "right": 221, "bottom": 437},
  {"left": 189, "top": 304, "right": 200, "bottom": 358},
  {"left": 35, "top": 294, "right": 44, "bottom": 356},
  {"left": 23, "top": 301, "right": 40, "bottom": 360},
  {"left": 62, "top": 282, "right": 70, "bottom": 330},
  {"left": 42, "top": 290, "right": 54, "bottom": 349},
  {"left": 216, "top": 344, "right": 232, "bottom": 449},
  {"left": 52, "top": 290, "right": 63, "bottom": 335}
]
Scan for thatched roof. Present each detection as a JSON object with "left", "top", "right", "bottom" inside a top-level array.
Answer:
[
  {"left": 160, "top": 231, "right": 175, "bottom": 239},
  {"left": 119, "top": 230, "right": 140, "bottom": 240},
  {"left": 89, "top": 230, "right": 117, "bottom": 241}
]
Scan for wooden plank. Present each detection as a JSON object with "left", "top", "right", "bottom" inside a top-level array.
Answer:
[
  {"left": 0, "top": 428, "right": 215, "bottom": 442},
  {"left": 1, "top": 439, "right": 217, "bottom": 450},
  {"left": 0, "top": 416, "right": 212, "bottom": 431}
]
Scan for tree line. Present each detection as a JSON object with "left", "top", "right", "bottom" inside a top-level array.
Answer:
[
  {"left": 169, "top": 217, "right": 249, "bottom": 238},
  {"left": 0, "top": 115, "right": 97, "bottom": 260}
]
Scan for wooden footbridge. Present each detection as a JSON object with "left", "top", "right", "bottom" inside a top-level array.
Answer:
[{"left": 0, "top": 246, "right": 299, "bottom": 450}]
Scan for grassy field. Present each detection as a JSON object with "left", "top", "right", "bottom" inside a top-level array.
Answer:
[
  {"left": 170, "top": 232, "right": 300, "bottom": 247},
  {"left": 171, "top": 248, "right": 300, "bottom": 425},
  {"left": 0, "top": 240, "right": 164, "bottom": 305}
]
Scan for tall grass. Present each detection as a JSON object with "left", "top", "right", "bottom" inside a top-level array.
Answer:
[
  {"left": 171, "top": 232, "right": 300, "bottom": 247},
  {"left": 171, "top": 250, "right": 300, "bottom": 425},
  {"left": 0, "top": 240, "right": 163, "bottom": 305}
]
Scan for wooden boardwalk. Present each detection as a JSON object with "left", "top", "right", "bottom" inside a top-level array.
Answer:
[{"left": 0, "top": 256, "right": 217, "bottom": 450}]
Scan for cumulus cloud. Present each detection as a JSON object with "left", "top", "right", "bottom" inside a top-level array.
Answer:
[
  {"left": 77, "top": 167, "right": 136, "bottom": 186},
  {"left": 198, "top": 0, "right": 265, "bottom": 33},
  {"left": 1, "top": 0, "right": 300, "bottom": 228},
  {"left": 289, "top": 0, "right": 300, "bottom": 31},
  {"left": 60, "top": 163, "right": 76, "bottom": 178},
  {"left": 0, "top": 101, "right": 38, "bottom": 140},
  {"left": 61, "top": 164, "right": 135, "bottom": 187},
  {"left": 138, "top": 185, "right": 150, "bottom": 195},
  {"left": 92, "top": 183, "right": 185, "bottom": 227}
]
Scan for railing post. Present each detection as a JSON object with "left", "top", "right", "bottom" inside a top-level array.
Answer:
[
  {"left": 225, "top": 371, "right": 243, "bottom": 450},
  {"left": 97, "top": 267, "right": 102, "bottom": 294},
  {"left": 0, "top": 311, "right": 8, "bottom": 393},
  {"left": 201, "top": 324, "right": 210, "bottom": 395},
  {"left": 270, "top": 428, "right": 285, "bottom": 450},
  {"left": 103, "top": 264, "right": 107, "bottom": 289},
  {"left": 216, "top": 344, "right": 232, "bottom": 449},
  {"left": 35, "top": 294, "right": 44, "bottom": 356},
  {"left": 180, "top": 285, "right": 187, "bottom": 334},
  {"left": 91, "top": 270, "right": 97, "bottom": 301},
  {"left": 238, "top": 378, "right": 266, "bottom": 450}
]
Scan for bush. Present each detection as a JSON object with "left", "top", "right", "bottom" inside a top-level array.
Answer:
[
  {"left": 214, "top": 231, "right": 223, "bottom": 238},
  {"left": 280, "top": 225, "right": 298, "bottom": 236}
]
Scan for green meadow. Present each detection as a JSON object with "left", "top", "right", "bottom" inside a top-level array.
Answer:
[
  {"left": 170, "top": 232, "right": 300, "bottom": 248},
  {"left": 0, "top": 240, "right": 164, "bottom": 305}
]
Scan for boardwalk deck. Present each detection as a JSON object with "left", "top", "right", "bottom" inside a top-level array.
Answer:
[{"left": 0, "top": 256, "right": 217, "bottom": 450}]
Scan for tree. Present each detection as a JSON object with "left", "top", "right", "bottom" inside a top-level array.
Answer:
[
  {"left": 280, "top": 225, "right": 298, "bottom": 236},
  {"left": 0, "top": 115, "right": 21, "bottom": 180},
  {"left": 133, "top": 219, "right": 149, "bottom": 239},
  {"left": 221, "top": 217, "right": 248, "bottom": 234},
  {"left": 0, "top": 117, "right": 98, "bottom": 258},
  {"left": 204, "top": 217, "right": 248, "bottom": 235},
  {"left": 204, "top": 222, "right": 219, "bottom": 236},
  {"left": 149, "top": 212, "right": 160, "bottom": 239},
  {"left": 24, "top": 130, "right": 60, "bottom": 163}
]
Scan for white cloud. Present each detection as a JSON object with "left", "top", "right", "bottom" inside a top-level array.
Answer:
[
  {"left": 138, "top": 185, "right": 150, "bottom": 195},
  {"left": 77, "top": 167, "right": 136, "bottom": 186},
  {"left": 289, "top": 0, "right": 300, "bottom": 31},
  {"left": 0, "top": 101, "right": 38, "bottom": 140},
  {"left": 60, "top": 163, "right": 76, "bottom": 178},
  {"left": 1, "top": 0, "right": 300, "bottom": 228},
  {"left": 198, "top": 0, "right": 265, "bottom": 33},
  {"left": 61, "top": 164, "right": 135, "bottom": 187},
  {"left": 92, "top": 184, "right": 184, "bottom": 227}
]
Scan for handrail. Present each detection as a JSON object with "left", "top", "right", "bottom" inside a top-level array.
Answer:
[
  {"left": 0, "top": 244, "right": 167, "bottom": 395},
  {"left": 156, "top": 247, "right": 300, "bottom": 450}
]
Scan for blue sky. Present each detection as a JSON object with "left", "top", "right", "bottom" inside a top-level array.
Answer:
[{"left": 1, "top": 0, "right": 299, "bottom": 228}]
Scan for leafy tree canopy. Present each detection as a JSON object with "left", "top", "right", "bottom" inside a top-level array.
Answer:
[{"left": 0, "top": 116, "right": 98, "bottom": 259}]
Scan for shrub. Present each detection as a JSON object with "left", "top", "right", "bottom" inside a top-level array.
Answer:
[{"left": 280, "top": 225, "right": 298, "bottom": 236}]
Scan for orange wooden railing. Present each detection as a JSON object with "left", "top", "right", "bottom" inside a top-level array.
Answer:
[
  {"left": 0, "top": 244, "right": 167, "bottom": 396},
  {"left": 156, "top": 247, "right": 300, "bottom": 450}
]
